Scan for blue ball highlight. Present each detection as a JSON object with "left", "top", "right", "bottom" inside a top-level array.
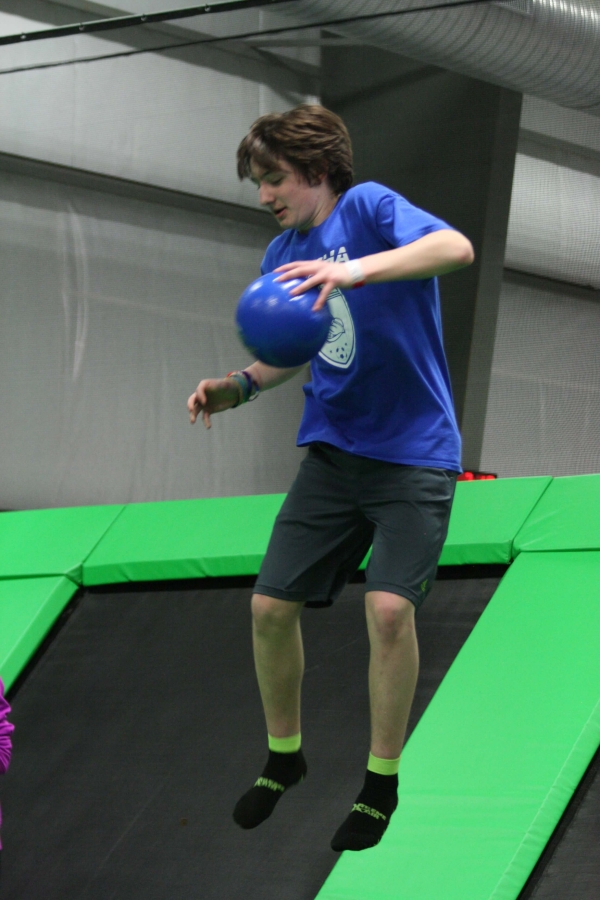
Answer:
[{"left": 236, "top": 272, "right": 333, "bottom": 368}]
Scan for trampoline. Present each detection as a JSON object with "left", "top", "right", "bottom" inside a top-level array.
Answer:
[{"left": 0, "top": 477, "right": 598, "bottom": 899}]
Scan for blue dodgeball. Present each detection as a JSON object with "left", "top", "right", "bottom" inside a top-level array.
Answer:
[{"left": 236, "top": 272, "right": 333, "bottom": 368}]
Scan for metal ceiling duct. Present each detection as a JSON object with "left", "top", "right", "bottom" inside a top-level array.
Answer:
[{"left": 282, "top": 0, "right": 600, "bottom": 114}]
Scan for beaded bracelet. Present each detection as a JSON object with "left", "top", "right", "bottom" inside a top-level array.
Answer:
[
  {"left": 240, "top": 369, "right": 260, "bottom": 402},
  {"left": 226, "top": 372, "right": 245, "bottom": 408},
  {"left": 226, "top": 370, "right": 260, "bottom": 406}
]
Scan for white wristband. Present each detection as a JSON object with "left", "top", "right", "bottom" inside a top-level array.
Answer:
[{"left": 345, "top": 259, "right": 366, "bottom": 288}]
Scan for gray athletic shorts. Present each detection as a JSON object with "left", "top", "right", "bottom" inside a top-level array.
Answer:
[{"left": 255, "top": 442, "right": 457, "bottom": 609}]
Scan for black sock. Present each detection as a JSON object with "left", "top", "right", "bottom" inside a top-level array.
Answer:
[
  {"left": 233, "top": 749, "right": 307, "bottom": 829},
  {"left": 331, "top": 770, "right": 398, "bottom": 852}
]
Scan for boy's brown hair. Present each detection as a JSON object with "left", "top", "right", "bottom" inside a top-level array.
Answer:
[{"left": 237, "top": 104, "right": 353, "bottom": 195}]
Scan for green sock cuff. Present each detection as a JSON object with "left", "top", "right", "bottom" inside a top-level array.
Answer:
[
  {"left": 268, "top": 733, "right": 301, "bottom": 754},
  {"left": 367, "top": 752, "right": 401, "bottom": 776}
]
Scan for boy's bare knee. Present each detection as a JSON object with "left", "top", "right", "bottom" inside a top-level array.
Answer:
[
  {"left": 252, "top": 593, "right": 302, "bottom": 634},
  {"left": 366, "top": 591, "right": 415, "bottom": 644}
]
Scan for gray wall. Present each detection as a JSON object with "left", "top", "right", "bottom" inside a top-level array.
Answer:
[
  {"left": 0, "top": 161, "right": 307, "bottom": 509},
  {"left": 0, "top": 4, "right": 317, "bottom": 509},
  {"left": 480, "top": 96, "right": 600, "bottom": 477},
  {"left": 480, "top": 272, "right": 600, "bottom": 476}
]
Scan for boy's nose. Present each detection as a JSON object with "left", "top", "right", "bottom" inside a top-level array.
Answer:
[{"left": 259, "top": 183, "right": 275, "bottom": 205}]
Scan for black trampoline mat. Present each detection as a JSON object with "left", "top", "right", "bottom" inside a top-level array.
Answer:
[{"left": 0, "top": 576, "right": 499, "bottom": 900}]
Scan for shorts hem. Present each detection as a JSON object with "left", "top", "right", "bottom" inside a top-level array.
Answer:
[
  {"left": 363, "top": 580, "right": 423, "bottom": 608},
  {"left": 253, "top": 583, "right": 331, "bottom": 606}
]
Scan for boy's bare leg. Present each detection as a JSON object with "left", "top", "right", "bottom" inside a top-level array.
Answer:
[
  {"left": 233, "top": 593, "right": 306, "bottom": 829},
  {"left": 251, "top": 593, "right": 305, "bottom": 737},
  {"left": 365, "top": 591, "right": 419, "bottom": 759},
  {"left": 332, "top": 590, "right": 419, "bottom": 851}
]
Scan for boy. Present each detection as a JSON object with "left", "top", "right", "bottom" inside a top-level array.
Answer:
[{"left": 188, "top": 105, "right": 473, "bottom": 851}]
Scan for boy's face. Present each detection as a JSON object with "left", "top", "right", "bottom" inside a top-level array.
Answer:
[{"left": 250, "top": 159, "right": 335, "bottom": 231}]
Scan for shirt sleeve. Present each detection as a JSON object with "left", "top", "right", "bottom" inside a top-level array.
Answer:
[
  {"left": 375, "top": 192, "right": 454, "bottom": 248},
  {"left": 0, "top": 680, "right": 14, "bottom": 775},
  {"left": 260, "top": 238, "right": 279, "bottom": 275}
]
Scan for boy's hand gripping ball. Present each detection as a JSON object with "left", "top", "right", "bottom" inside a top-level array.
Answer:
[{"left": 236, "top": 272, "right": 333, "bottom": 368}]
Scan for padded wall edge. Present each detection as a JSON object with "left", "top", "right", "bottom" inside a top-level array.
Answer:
[
  {"left": 513, "top": 474, "right": 600, "bottom": 555},
  {"left": 0, "top": 505, "right": 125, "bottom": 583},
  {"left": 82, "top": 495, "right": 286, "bottom": 585},
  {"left": 315, "top": 551, "right": 600, "bottom": 900},
  {"left": 490, "top": 699, "right": 600, "bottom": 899},
  {"left": 440, "top": 476, "right": 552, "bottom": 565},
  {"left": 0, "top": 577, "right": 78, "bottom": 690}
]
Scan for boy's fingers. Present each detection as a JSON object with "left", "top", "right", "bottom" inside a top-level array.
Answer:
[
  {"left": 276, "top": 267, "right": 306, "bottom": 282},
  {"left": 274, "top": 260, "right": 316, "bottom": 273},
  {"left": 290, "top": 275, "right": 321, "bottom": 296},
  {"left": 187, "top": 393, "right": 198, "bottom": 423},
  {"left": 312, "top": 283, "right": 333, "bottom": 311}
]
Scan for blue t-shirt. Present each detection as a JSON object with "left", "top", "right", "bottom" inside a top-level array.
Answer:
[{"left": 260, "top": 181, "right": 462, "bottom": 471}]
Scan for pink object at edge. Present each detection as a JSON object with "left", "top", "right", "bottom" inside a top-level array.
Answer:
[{"left": 0, "top": 678, "right": 14, "bottom": 850}]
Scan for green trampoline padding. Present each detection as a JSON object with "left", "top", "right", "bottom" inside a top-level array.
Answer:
[
  {"left": 82, "top": 478, "right": 551, "bottom": 586},
  {"left": 0, "top": 505, "right": 125, "bottom": 583},
  {"left": 317, "top": 550, "right": 600, "bottom": 900},
  {"left": 438, "top": 475, "right": 551, "bottom": 565},
  {"left": 82, "top": 494, "right": 286, "bottom": 585},
  {"left": 514, "top": 473, "right": 600, "bottom": 555},
  {"left": 0, "top": 577, "right": 78, "bottom": 690}
]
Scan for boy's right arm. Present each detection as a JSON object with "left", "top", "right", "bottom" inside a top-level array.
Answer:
[{"left": 187, "top": 360, "right": 306, "bottom": 429}]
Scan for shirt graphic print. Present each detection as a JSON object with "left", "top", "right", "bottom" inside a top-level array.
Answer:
[{"left": 318, "top": 288, "right": 356, "bottom": 369}]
